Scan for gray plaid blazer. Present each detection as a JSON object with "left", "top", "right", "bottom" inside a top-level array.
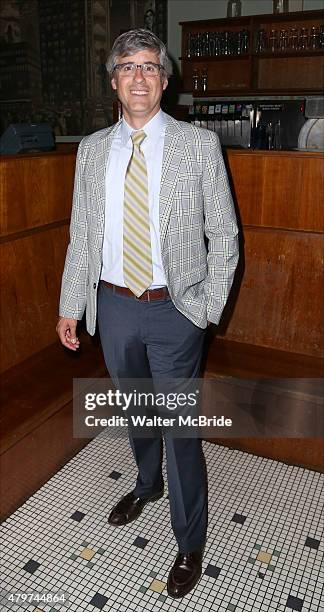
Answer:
[{"left": 59, "top": 113, "right": 239, "bottom": 334}]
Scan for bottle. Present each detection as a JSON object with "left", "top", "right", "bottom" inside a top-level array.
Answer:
[
  {"left": 273, "top": 0, "right": 289, "bottom": 13},
  {"left": 186, "top": 33, "right": 192, "bottom": 58},
  {"left": 227, "top": 0, "right": 242, "bottom": 18},
  {"left": 192, "top": 69, "right": 199, "bottom": 91},
  {"left": 320, "top": 25, "right": 324, "bottom": 49},
  {"left": 201, "top": 67, "right": 208, "bottom": 92}
]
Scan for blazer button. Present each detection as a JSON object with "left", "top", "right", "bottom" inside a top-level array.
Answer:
[{"left": 93, "top": 282, "right": 97, "bottom": 289}]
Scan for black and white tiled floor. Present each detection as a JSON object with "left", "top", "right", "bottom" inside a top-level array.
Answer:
[{"left": 1, "top": 431, "right": 323, "bottom": 612}]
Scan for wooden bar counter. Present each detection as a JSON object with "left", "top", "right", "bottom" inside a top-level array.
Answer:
[
  {"left": 0, "top": 144, "right": 106, "bottom": 520},
  {"left": 220, "top": 148, "right": 323, "bottom": 358},
  {"left": 205, "top": 148, "right": 323, "bottom": 472}
]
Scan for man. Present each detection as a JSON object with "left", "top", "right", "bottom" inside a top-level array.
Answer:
[{"left": 57, "top": 29, "right": 239, "bottom": 598}]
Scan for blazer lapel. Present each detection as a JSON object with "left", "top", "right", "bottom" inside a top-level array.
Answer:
[
  {"left": 93, "top": 120, "right": 122, "bottom": 230},
  {"left": 159, "top": 116, "right": 185, "bottom": 247}
]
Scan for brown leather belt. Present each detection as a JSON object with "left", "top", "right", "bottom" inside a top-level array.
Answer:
[{"left": 101, "top": 280, "right": 169, "bottom": 301}]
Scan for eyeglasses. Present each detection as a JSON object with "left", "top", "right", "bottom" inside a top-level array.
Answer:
[{"left": 113, "top": 62, "right": 164, "bottom": 76}]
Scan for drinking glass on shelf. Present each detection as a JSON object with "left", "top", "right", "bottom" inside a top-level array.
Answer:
[
  {"left": 289, "top": 27, "right": 298, "bottom": 50},
  {"left": 209, "top": 32, "right": 215, "bottom": 56},
  {"left": 214, "top": 32, "right": 221, "bottom": 56},
  {"left": 278, "top": 29, "right": 288, "bottom": 52},
  {"left": 309, "top": 26, "right": 319, "bottom": 50},
  {"left": 298, "top": 27, "right": 309, "bottom": 50},
  {"left": 320, "top": 25, "right": 324, "bottom": 48},
  {"left": 196, "top": 32, "right": 202, "bottom": 57},
  {"left": 269, "top": 29, "right": 278, "bottom": 53},
  {"left": 236, "top": 30, "right": 243, "bottom": 55},
  {"left": 256, "top": 29, "right": 267, "bottom": 53},
  {"left": 204, "top": 32, "right": 210, "bottom": 56},
  {"left": 241, "top": 29, "right": 249, "bottom": 53},
  {"left": 223, "top": 31, "right": 230, "bottom": 55}
]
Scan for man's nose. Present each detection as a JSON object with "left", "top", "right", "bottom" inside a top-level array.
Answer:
[{"left": 133, "top": 66, "right": 145, "bottom": 81}]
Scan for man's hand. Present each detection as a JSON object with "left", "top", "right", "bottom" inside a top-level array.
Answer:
[{"left": 56, "top": 317, "right": 80, "bottom": 351}]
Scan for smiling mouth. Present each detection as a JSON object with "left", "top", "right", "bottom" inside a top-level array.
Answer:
[{"left": 130, "top": 90, "right": 149, "bottom": 95}]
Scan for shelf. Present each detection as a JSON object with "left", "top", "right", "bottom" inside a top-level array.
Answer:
[
  {"left": 253, "top": 49, "right": 324, "bottom": 59},
  {"left": 181, "top": 49, "right": 324, "bottom": 61},
  {"left": 180, "top": 54, "right": 251, "bottom": 61},
  {"left": 180, "top": 9, "right": 324, "bottom": 97},
  {"left": 192, "top": 88, "right": 322, "bottom": 97}
]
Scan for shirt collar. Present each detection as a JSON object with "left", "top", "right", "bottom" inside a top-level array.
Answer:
[{"left": 120, "top": 109, "right": 167, "bottom": 147}]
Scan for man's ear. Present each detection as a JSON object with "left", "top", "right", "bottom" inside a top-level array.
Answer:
[
  {"left": 162, "top": 78, "right": 168, "bottom": 91},
  {"left": 111, "top": 77, "right": 117, "bottom": 91}
]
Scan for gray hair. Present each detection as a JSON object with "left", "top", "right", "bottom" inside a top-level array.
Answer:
[{"left": 106, "top": 28, "right": 173, "bottom": 78}]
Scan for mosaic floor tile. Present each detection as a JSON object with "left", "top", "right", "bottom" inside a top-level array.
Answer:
[
  {"left": 0, "top": 430, "right": 323, "bottom": 612},
  {"left": 204, "top": 564, "right": 221, "bottom": 578},
  {"left": 158, "top": 594, "right": 167, "bottom": 601},
  {"left": 286, "top": 594, "right": 304, "bottom": 610},
  {"left": 109, "top": 471, "right": 122, "bottom": 480},
  {"left": 89, "top": 592, "right": 108, "bottom": 609},
  {"left": 80, "top": 547, "right": 95, "bottom": 560},
  {"left": 148, "top": 579, "right": 166, "bottom": 593},
  {"left": 232, "top": 513, "right": 247, "bottom": 525},
  {"left": 133, "top": 536, "right": 149, "bottom": 549},
  {"left": 22, "top": 559, "right": 40, "bottom": 573},
  {"left": 305, "top": 536, "right": 320, "bottom": 550},
  {"left": 257, "top": 551, "right": 272, "bottom": 563},
  {"left": 70, "top": 511, "right": 85, "bottom": 522}
]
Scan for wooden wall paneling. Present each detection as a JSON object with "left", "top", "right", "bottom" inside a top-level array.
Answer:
[
  {"left": 222, "top": 228, "right": 324, "bottom": 357},
  {"left": 209, "top": 437, "right": 324, "bottom": 472},
  {"left": 256, "top": 56, "right": 324, "bottom": 93},
  {"left": 0, "top": 225, "right": 69, "bottom": 372},
  {"left": 227, "top": 151, "right": 324, "bottom": 232},
  {"left": 0, "top": 153, "right": 76, "bottom": 237},
  {"left": 0, "top": 400, "right": 90, "bottom": 521}
]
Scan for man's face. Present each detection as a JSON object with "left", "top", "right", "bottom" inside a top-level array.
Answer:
[{"left": 111, "top": 49, "right": 168, "bottom": 127}]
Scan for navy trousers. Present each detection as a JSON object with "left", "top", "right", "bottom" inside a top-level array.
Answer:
[{"left": 97, "top": 282, "right": 208, "bottom": 553}]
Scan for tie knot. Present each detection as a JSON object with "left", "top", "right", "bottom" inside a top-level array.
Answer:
[{"left": 131, "top": 130, "right": 146, "bottom": 147}]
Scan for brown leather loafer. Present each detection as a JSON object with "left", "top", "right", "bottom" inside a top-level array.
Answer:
[
  {"left": 167, "top": 549, "right": 203, "bottom": 598},
  {"left": 107, "top": 490, "right": 164, "bottom": 526}
]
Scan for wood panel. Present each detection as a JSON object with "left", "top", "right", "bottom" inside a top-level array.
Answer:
[
  {"left": 0, "top": 400, "right": 90, "bottom": 521},
  {"left": 226, "top": 150, "right": 324, "bottom": 232},
  {"left": 0, "top": 151, "right": 76, "bottom": 237},
  {"left": 182, "top": 58, "right": 251, "bottom": 93},
  {"left": 221, "top": 228, "right": 323, "bottom": 357},
  {"left": 0, "top": 225, "right": 69, "bottom": 372},
  {"left": 209, "top": 438, "right": 324, "bottom": 473},
  {"left": 257, "top": 55, "right": 324, "bottom": 92}
]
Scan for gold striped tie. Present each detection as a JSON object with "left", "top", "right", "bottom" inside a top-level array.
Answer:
[{"left": 123, "top": 130, "right": 153, "bottom": 297}]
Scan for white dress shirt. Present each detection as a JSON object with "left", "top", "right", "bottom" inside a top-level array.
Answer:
[{"left": 101, "top": 109, "right": 167, "bottom": 288}]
